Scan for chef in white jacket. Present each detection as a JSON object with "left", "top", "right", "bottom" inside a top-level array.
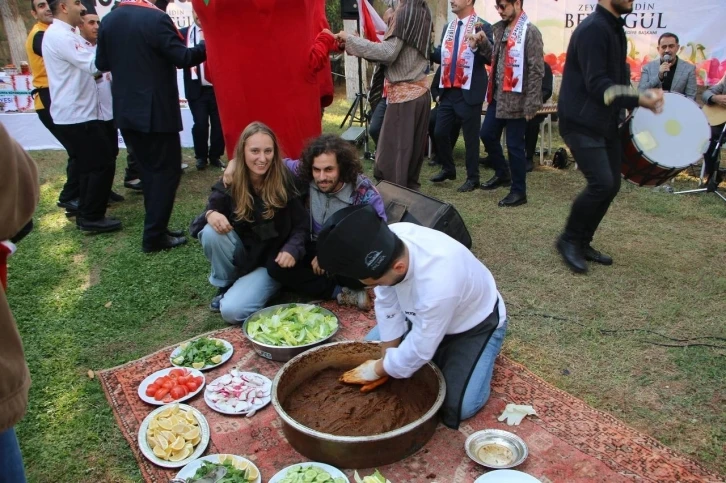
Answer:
[{"left": 317, "top": 205, "right": 507, "bottom": 429}]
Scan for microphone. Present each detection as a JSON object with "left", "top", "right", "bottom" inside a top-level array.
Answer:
[{"left": 662, "top": 54, "right": 672, "bottom": 80}]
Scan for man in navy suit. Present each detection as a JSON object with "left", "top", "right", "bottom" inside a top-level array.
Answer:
[
  {"left": 180, "top": 9, "right": 225, "bottom": 172},
  {"left": 430, "top": 0, "right": 493, "bottom": 193},
  {"left": 96, "top": 0, "right": 206, "bottom": 253}
]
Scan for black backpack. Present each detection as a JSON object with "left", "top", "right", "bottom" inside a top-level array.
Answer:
[{"left": 552, "top": 148, "right": 569, "bottom": 169}]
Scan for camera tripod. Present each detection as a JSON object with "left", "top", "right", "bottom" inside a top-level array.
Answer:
[
  {"left": 674, "top": 123, "right": 726, "bottom": 203},
  {"left": 339, "top": 17, "right": 373, "bottom": 160}
]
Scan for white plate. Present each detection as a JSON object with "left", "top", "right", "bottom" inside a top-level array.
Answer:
[
  {"left": 269, "top": 462, "right": 349, "bottom": 483},
  {"left": 138, "top": 367, "right": 205, "bottom": 405},
  {"left": 170, "top": 338, "right": 234, "bottom": 371},
  {"left": 204, "top": 371, "right": 272, "bottom": 416},
  {"left": 475, "top": 470, "right": 541, "bottom": 483},
  {"left": 138, "top": 403, "right": 210, "bottom": 469},
  {"left": 175, "top": 454, "right": 262, "bottom": 483}
]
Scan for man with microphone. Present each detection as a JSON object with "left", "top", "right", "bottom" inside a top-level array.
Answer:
[{"left": 639, "top": 32, "right": 696, "bottom": 100}]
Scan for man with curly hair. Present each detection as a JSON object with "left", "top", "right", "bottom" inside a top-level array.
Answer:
[{"left": 266, "top": 134, "right": 387, "bottom": 309}]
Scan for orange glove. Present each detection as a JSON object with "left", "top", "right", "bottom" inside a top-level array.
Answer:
[{"left": 340, "top": 359, "right": 389, "bottom": 393}]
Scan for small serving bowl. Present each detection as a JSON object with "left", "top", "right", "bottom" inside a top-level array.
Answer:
[
  {"left": 465, "top": 429, "right": 528, "bottom": 469},
  {"left": 242, "top": 304, "right": 339, "bottom": 362}
]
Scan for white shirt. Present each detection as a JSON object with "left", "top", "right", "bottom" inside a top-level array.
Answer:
[
  {"left": 43, "top": 19, "right": 100, "bottom": 124},
  {"left": 452, "top": 14, "right": 479, "bottom": 53},
  {"left": 84, "top": 41, "right": 113, "bottom": 121},
  {"left": 376, "top": 223, "right": 506, "bottom": 379},
  {"left": 187, "top": 24, "right": 212, "bottom": 87}
]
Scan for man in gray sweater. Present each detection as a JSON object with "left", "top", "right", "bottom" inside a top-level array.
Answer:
[{"left": 268, "top": 134, "right": 387, "bottom": 309}]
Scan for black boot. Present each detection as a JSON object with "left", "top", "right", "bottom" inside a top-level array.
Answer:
[
  {"left": 556, "top": 236, "right": 587, "bottom": 274},
  {"left": 583, "top": 245, "right": 613, "bottom": 265}
]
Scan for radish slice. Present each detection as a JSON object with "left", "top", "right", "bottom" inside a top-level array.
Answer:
[{"left": 205, "top": 370, "right": 271, "bottom": 416}]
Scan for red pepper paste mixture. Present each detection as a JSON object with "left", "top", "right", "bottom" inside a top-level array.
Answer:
[{"left": 282, "top": 368, "right": 438, "bottom": 436}]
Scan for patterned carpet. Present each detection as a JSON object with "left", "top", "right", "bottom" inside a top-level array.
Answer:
[{"left": 98, "top": 302, "right": 724, "bottom": 483}]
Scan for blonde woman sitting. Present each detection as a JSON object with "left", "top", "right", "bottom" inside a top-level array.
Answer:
[{"left": 190, "top": 122, "right": 308, "bottom": 322}]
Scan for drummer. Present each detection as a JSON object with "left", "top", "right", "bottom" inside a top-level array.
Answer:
[{"left": 316, "top": 205, "right": 507, "bottom": 429}]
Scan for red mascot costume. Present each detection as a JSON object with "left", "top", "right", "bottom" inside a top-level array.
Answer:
[{"left": 191, "top": 0, "right": 336, "bottom": 160}]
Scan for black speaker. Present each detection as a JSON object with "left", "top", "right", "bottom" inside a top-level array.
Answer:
[
  {"left": 341, "top": 0, "right": 359, "bottom": 20},
  {"left": 376, "top": 181, "right": 473, "bottom": 249}
]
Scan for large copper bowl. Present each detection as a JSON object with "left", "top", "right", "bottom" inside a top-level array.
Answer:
[{"left": 271, "top": 341, "right": 446, "bottom": 469}]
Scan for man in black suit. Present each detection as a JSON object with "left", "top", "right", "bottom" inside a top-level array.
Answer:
[
  {"left": 430, "top": 0, "right": 493, "bottom": 193},
  {"left": 428, "top": 66, "right": 461, "bottom": 167},
  {"left": 96, "top": 0, "right": 206, "bottom": 253},
  {"left": 180, "top": 9, "right": 225, "bottom": 172}
]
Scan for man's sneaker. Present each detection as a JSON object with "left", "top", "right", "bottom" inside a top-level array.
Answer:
[
  {"left": 210, "top": 285, "right": 231, "bottom": 312},
  {"left": 336, "top": 287, "right": 371, "bottom": 311}
]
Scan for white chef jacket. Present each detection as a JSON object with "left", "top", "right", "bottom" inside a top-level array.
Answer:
[
  {"left": 84, "top": 41, "right": 113, "bottom": 121},
  {"left": 376, "top": 223, "right": 506, "bottom": 379},
  {"left": 42, "top": 19, "right": 100, "bottom": 125}
]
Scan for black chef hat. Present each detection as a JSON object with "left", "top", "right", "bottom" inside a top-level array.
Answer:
[
  {"left": 80, "top": 0, "right": 97, "bottom": 15},
  {"left": 317, "top": 204, "right": 397, "bottom": 280}
]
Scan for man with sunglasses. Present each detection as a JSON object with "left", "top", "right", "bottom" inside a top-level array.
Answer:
[{"left": 475, "top": 0, "right": 544, "bottom": 207}]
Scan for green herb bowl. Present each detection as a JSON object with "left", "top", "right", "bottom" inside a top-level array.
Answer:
[{"left": 242, "top": 304, "right": 340, "bottom": 362}]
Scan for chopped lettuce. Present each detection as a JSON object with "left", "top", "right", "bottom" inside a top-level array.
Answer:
[
  {"left": 354, "top": 470, "right": 391, "bottom": 483},
  {"left": 246, "top": 304, "right": 338, "bottom": 347}
]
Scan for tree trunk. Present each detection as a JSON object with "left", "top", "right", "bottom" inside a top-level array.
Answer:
[
  {"left": 0, "top": 0, "right": 29, "bottom": 67},
  {"left": 429, "top": 0, "right": 449, "bottom": 51},
  {"left": 344, "top": 19, "right": 366, "bottom": 101}
]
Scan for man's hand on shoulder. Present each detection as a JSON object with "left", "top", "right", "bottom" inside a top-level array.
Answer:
[{"left": 222, "top": 158, "right": 236, "bottom": 187}]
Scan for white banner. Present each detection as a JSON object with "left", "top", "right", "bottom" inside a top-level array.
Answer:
[
  {"left": 0, "top": 75, "right": 34, "bottom": 112},
  {"left": 478, "top": 0, "right": 726, "bottom": 86},
  {"left": 95, "top": 0, "right": 193, "bottom": 27}
]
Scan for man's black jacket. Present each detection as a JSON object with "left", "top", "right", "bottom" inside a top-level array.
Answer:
[
  {"left": 96, "top": 4, "right": 206, "bottom": 133},
  {"left": 558, "top": 5, "right": 639, "bottom": 138}
]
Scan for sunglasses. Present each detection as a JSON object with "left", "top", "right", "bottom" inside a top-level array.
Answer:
[{"left": 494, "top": 2, "right": 510, "bottom": 9}]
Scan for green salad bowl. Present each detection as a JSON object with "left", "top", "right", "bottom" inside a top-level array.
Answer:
[{"left": 242, "top": 303, "right": 340, "bottom": 362}]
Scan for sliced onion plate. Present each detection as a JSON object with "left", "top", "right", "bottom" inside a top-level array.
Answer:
[{"left": 204, "top": 369, "right": 272, "bottom": 416}]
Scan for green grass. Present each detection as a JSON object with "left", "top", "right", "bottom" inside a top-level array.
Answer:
[{"left": 8, "top": 97, "right": 726, "bottom": 482}]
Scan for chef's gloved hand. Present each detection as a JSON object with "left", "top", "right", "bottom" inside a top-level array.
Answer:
[
  {"left": 497, "top": 403, "right": 537, "bottom": 426},
  {"left": 340, "top": 359, "right": 389, "bottom": 393}
]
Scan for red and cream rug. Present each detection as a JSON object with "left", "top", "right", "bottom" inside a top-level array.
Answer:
[{"left": 98, "top": 302, "right": 724, "bottom": 483}]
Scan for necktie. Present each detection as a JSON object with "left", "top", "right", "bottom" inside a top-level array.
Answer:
[{"left": 449, "top": 20, "right": 463, "bottom": 86}]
